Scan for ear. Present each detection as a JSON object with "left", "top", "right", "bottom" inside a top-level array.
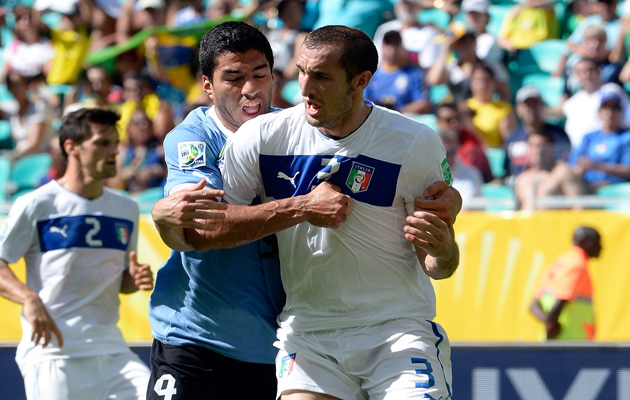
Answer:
[
  {"left": 62, "top": 138, "right": 78, "bottom": 159},
  {"left": 202, "top": 75, "right": 213, "bottom": 101},
  {"left": 353, "top": 70, "right": 373, "bottom": 93}
]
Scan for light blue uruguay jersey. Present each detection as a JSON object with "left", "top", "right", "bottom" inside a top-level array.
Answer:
[
  {"left": 149, "top": 106, "right": 285, "bottom": 364},
  {"left": 222, "top": 103, "right": 451, "bottom": 332}
]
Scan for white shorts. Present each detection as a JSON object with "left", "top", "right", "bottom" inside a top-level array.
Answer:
[
  {"left": 19, "top": 350, "right": 150, "bottom": 400},
  {"left": 275, "top": 318, "right": 452, "bottom": 400}
]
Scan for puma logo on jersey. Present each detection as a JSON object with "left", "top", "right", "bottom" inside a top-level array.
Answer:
[
  {"left": 50, "top": 225, "right": 69, "bottom": 238},
  {"left": 277, "top": 171, "right": 300, "bottom": 189}
]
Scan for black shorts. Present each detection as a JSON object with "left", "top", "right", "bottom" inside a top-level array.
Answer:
[{"left": 147, "top": 340, "right": 277, "bottom": 400}]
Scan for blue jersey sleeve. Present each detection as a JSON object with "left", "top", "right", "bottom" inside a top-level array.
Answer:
[{"left": 163, "top": 114, "right": 227, "bottom": 195}]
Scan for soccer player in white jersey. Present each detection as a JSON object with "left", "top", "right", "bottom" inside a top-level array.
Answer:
[
  {"left": 207, "top": 25, "right": 460, "bottom": 400},
  {"left": 0, "top": 108, "right": 154, "bottom": 400}
]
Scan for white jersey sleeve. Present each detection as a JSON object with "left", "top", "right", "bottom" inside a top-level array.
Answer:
[{"left": 0, "top": 195, "right": 37, "bottom": 264}]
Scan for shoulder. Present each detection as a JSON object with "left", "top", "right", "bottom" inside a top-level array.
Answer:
[{"left": 103, "top": 187, "right": 140, "bottom": 213}]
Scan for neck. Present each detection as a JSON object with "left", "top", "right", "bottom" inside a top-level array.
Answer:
[
  {"left": 57, "top": 165, "right": 104, "bottom": 200},
  {"left": 524, "top": 120, "right": 544, "bottom": 131},
  {"left": 320, "top": 99, "right": 372, "bottom": 140}
]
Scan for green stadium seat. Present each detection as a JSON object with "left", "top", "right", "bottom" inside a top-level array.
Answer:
[
  {"left": 596, "top": 183, "right": 630, "bottom": 210},
  {"left": 9, "top": 153, "right": 52, "bottom": 199},
  {"left": 528, "top": 39, "right": 568, "bottom": 75},
  {"left": 481, "top": 183, "right": 515, "bottom": 211},
  {"left": 0, "top": 155, "right": 12, "bottom": 203},
  {"left": 485, "top": 147, "right": 506, "bottom": 179},
  {"left": 418, "top": 8, "right": 451, "bottom": 29},
  {"left": 281, "top": 79, "right": 301, "bottom": 105},
  {"left": 430, "top": 84, "right": 451, "bottom": 105},
  {"left": 487, "top": 4, "right": 513, "bottom": 37},
  {"left": 410, "top": 113, "right": 438, "bottom": 132}
]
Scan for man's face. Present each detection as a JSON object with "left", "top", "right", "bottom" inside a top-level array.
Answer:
[
  {"left": 205, "top": 48, "right": 274, "bottom": 132},
  {"left": 297, "top": 45, "right": 355, "bottom": 135},
  {"left": 599, "top": 100, "right": 622, "bottom": 131},
  {"left": 574, "top": 60, "right": 601, "bottom": 92},
  {"left": 516, "top": 98, "right": 543, "bottom": 125},
  {"left": 436, "top": 108, "right": 461, "bottom": 133},
  {"left": 75, "top": 123, "right": 120, "bottom": 180}
]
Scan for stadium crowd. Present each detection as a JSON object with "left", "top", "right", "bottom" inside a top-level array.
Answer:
[{"left": 1, "top": 0, "right": 630, "bottom": 210}]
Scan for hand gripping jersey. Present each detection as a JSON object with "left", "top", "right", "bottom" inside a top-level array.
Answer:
[
  {"left": 221, "top": 104, "right": 450, "bottom": 332},
  {"left": 149, "top": 106, "right": 285, "bottom": 364},
  {"left": 0, "top": 182, "right": 138, "bottom": 364}
]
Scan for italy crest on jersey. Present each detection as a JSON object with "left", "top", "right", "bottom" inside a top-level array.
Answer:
[
  {"left": 278, "top": 353, "right": 296, "bottom": 378},
  {"left": 115, "top": 223, "right": 129, "bottom": 246},
  {"left": 346, "top": 162, "right": 374, "bottom": 193},
  {"left": 178, "top": 141, "right": 206, "bottom": 169}
]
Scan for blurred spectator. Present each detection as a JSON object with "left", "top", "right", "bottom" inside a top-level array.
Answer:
[
  {"left": 436, "top": 102, "right": 494, "bottom": 183},
  {"left": 116, "top": 0, "right": 177, "bottom": 44},
  {"left": 266, "top": 0, "right": 308, "bottom": 79},
  {"left": 207, "top": 0, "right": 234, "bottom": 19},
  {"left": 559, "top": 0, "right": 589, "bottom": 39},
  {"left": 81, "top": 0, "right": 121, "bottom": 50},
  {"left": 38, "top": 3, "right": 92, "bottom": 86},
  {"left": 514, "top": 131, "right": 556, "bottom": 210},
  {"left": 497, "top": 0, "right": 558, "bottom": 53},
  {"left": 312, "top": 0, "right": 393, "bottom": 39},
  {"left": 439, "top": 128, "right": 483, "bottom": 208},
  {"left": 539, "top": 92, "right": 630, "bottom": 197},
  {"left": 504, "top": 85, "right": 571, "bottom": 178},
  {"left": 427, "top": 27, "right": 511, "bottom": 103},
  {"left": 119, "top": 71, "right": 175, "bottom": 143},
  {"left": 110, "top": 108, "right": 165, "bottom": 194},
  {"left": 169, "top": 0, "right": 207, "bottom": 27},
  {"left": 560, "top": 57, "right": 630, "bottom": 146},
  {"left": 373, "top": 0, "right": 441, "bottom": 70},
  {"left": 555, "top": 25, "right": 623, "bottom": 96},
  {"left": 0, "top": 6, "right": 54, "bottom": 83},
  {"left": 69, "top": 65, "right": 122, "bottom": 108},
  {"left": 364, "top": 30, "right": 431, "bottom": 115},
  {"left": 465, "top": 63, "right": 516, "bottom": 148},
  {"left": 530, "top": 226, "right": 601, "bottom": 340},
  {"left": 461, "top": 0, "right": 505, "bottom": 65},
  {"left": 0, "top": 70, "right": 54, "bottom": 162},
  {"left": 567, "top": 0, "right": 621, "bottom": 58},
  {"left": 271, "top": 69, "right": 295, "bottom": 109}
]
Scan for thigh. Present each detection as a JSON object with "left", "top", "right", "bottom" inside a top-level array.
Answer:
[
  {"left": 22, "top": 357, "right": 106, "bottom": 400},
  {"left": 275, "top": 330, "right": 367, "bottom": 400},
  {"left": 363, "top": 320, "right": 453, "bottom": 400},
  {"left": 104, "top": 351, "right": 150, "bottom": 400},
  {"left": 148, "top": 340, "right": 277, "bottom": 400}
]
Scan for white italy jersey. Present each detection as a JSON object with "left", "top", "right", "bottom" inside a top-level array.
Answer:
[
  {"left": 221, "top": 104, "right": 450, "bottom": 332},
  {"left": 0, "top": 181, "right": 139, "bottom": 363}
]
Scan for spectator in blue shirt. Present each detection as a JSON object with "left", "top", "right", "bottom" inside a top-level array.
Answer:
[
  {"left": 364, "top": 30, "right": 431, "bottom": 115},
  {"left": 538, "top": 91, "right": 630, "bottom": 198}
]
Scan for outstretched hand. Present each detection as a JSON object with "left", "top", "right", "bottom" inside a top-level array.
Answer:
[
  {"left": 305, "top": 182, "right": 353, "bottom": 228},
  {"left": 129, "top": 251, "right": 154, "bottom": 291},
  {"left": 152, "top": 180, "right": 228, "bottom": 231}
]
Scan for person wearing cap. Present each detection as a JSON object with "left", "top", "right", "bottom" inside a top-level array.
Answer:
[
  {"left": 461, "top": 0, "right": 504, "bottom": 65},
  {"left": 504, "top": 85, "right": 571, "bottom": 178},
  {"left": 372, "top": 0, "right": 442, "bottom": 70},
  {"left": 496, "top": 0, "right": 559, "bottom": 52},
  {"left": 539, "top": 91, "right": 630, "bottom": 198},
  {"left": 530, "top": 226, "right": 602, "bottom": 340},
  {"left": 364, "top": 30, "right": 431, "bottom": 115},
  {"left": 560, "top": 57, "right": 630, "bottom": 147}
]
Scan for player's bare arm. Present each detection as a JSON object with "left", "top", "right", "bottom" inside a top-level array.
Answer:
[
  {"left": 0, "top": 259, "right": 63, "bottom": 347},
  {"left": 185, "top": 181, "right": 353, "bottom": 252},
  {"left": 152, "top": 180, "right": 228, "bottom": 252},
  {"left": 120, "top": 251, "right": 154, "bottom": 294},
  {"left": 414, "top": 182, "right": 462, "bottom": 226},
  {"left": 404, "top": 211, "right": 459, "bottom": 280}
]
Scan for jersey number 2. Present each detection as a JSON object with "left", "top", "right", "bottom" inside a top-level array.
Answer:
[{"left": 85, "top": 217, "right": 103, "bottom": 247}]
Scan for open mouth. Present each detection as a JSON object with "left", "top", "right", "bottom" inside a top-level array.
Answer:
[
  {"left": 243, "top": 101, "right": 261, "bottom": 115},
  {"left": 305, "top": 99, "right": 321, "bottom": 115}
]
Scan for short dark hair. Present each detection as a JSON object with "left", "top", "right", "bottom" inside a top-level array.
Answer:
[
  {"left": 383, "top": 30, "right": 402, "bottom": 46},
  {"left": 59, "top": 108, "right": 120, "bottom": 160},
  {"left": 302, "top": 25, "right": 378, "bottom": 83},
  {"left": 199, "top": 21, "right": 274, "bottom": 82}
]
